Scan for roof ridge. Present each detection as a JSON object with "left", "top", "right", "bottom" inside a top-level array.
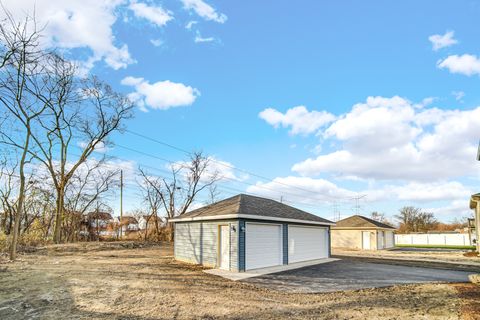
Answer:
[{"left": 335, "top": 215, "right": 395, "bottom": 229}]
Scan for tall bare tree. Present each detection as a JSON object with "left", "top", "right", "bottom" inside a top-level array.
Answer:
[
  {"left": 139, "top": 152, "right": 220, "bottom": 241},
  {"left": 25, "top": 55, "right": 133, "bottom": 243},
  {"left": 0, "top": 12, "right": 49, "bottom": 259}
]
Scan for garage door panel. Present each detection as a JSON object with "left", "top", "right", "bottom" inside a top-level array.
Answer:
[
  {"left": 289, "top": 226, "right": 328, "bottom": 263},
  {"left": 385, "top": 231, "right": 394, "bottom": 248},
  {"left": 246, "top": 223, "right": 282, "bottom": 270}
]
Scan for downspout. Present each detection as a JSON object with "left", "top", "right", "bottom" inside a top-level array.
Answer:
[{"left": 476, "top": 201, "right": 480, "bottom": 253}]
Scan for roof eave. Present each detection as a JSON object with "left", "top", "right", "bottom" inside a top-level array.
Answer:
[
  {"left": 169, "top": 213, "right": 336, "bottom": 226},
  {"left": 332, "top": 226, "right": 396, "bottom": 230}
]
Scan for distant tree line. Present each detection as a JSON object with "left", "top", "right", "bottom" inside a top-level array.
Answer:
[{"left": 369, "top": 207, "right": 470, "bottom": 234}]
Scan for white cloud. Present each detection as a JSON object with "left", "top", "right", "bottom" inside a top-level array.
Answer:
[
  {"left": 2, "top": 0, "right": 135, "bottom": 71},
  {"left": 170, "top": 156, "right": 249, "bottom": 184},
  {"left": 391, "top": 182, "right": 471, "bottom": 202},
  {"left": 428, "top": 31, "right": 458, "bottom": 51},
  {"left": 205, "top": 157, "right": 249, "bottom": 182},
  {"left": 426, "top": 200, "right": 473, "bottom": 217},
  {"left": 246, "top": 176, "right": 472, "bottom": 212},
  {"left": 288, "top": 96, "right": 480, "bottom": 182},
  {"left": 129, "top": 1, "right": 173, "bottom": 27},
  {"left": 185, "top": 20, "right": 198, "bottom": 29},
  {"left": 452, "top": 91, "right": 465, "bottom": 102},
  {"left": 181, "top": 0, "right": 227, "bottom": 23},
  {"left": 246, "top": 176, "right": 356, "bottom": 205},
  {"left": 150, "top": 39, "right": 164, "bottom": 47},
  {"left": 437, "top": 54, "right": 480, "bottom": 76},
  {"left": 259, "top": 106, "right": 336, "bottom": 135},
  {"left": 121, "top": 76, "right": 200, "bottom": 110},
  {"left": 194, "top": 32, "right": 215, "bottom": 43},
  {"left": 78, "top": 140, "right": 109, "bottom": 153}
]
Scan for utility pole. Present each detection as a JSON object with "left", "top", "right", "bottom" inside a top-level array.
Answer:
[{"left": 120, "top": 170, "right": 123, "bottom": 238}]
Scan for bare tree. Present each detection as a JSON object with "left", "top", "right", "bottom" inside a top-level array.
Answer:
[
  {"left": 396, "top": 206, "right": 438, "bottom": 233},
  {"left": 24, "top": 54, "right": 133, "bottom": 243},
  {"left": 206, "top": 184, "right": 221, "bottom": 205},
  {"left": 139, "top": 152, "right": 220, "bottom": 241},
  {"left": 0, "top": 154, "right": 17, "bottom": 235},
  {"left": 62, "top": 160, "right": 119, "bottom": 241},
  {"left": 138, "top": 174, "right": 163, "bottom": 241},
  {"left": 0, "top": 12, "right": 49, "bottom": 259},
  {"left": 370, "top": 211, "right": 389, "bottom": 224}
]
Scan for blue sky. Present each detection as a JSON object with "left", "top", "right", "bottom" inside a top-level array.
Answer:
[{"left": 5, "top": 0, "right": 480, "bottom": 222}]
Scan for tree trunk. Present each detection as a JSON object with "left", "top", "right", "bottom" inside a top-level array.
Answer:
[
  {"left": 9, "top": 130, "right": 30, "bottom": 260},
  {"left": 153, "top": 213, "right": 160, "bottom": 241},
  {"left": 144, "top": 219, "right": 149, "bottom": 242},
  {"left": 53, "top": 187, "right": 64, "bottom": 243}
]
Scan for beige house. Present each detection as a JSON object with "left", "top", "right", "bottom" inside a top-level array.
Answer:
[{"left": 331, "top": 215, "right": 396, "bottom": 250}]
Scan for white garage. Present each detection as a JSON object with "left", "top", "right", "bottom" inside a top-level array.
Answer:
[
  {"left": 331, "top": 215, "right": 396, "bottom": 250},
  {"left": 171, "top": 194, "right": 335, "bottom": 272},
  {"left": 245, "top": 223, "right": 283, "bottom": 270}
]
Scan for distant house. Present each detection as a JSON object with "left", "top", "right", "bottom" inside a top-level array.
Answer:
[
  {"left": 331, "top": 215, "right": 396, "bottom": 250},
  {"left": 170, "top": 194, "right": 334, "bottom": 272},
  {"left": 118, "top": 216, "right": 139, "bottom": 233},
  {"left": 138, "top": 215, "right": 164, "bottom": 230},
  {"left": 87, "top": 211, "right": 114, "bottom": 238}
]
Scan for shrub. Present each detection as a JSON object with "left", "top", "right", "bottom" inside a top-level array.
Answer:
[{"left": 0, "top": 233, "right": 8, "bottom": 252}]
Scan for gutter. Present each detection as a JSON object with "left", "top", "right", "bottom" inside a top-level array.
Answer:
[{"left": 169, "top": 213, "right": 336, "bottom": 226}]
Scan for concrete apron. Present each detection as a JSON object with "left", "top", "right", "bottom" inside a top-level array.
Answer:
[{"left": 204, "top": 258, "right": 340, "bottom": 281}]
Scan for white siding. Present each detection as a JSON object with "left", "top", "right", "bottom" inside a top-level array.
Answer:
[{"left": 174, "top": 221, "right": 239, "bottom": 271}]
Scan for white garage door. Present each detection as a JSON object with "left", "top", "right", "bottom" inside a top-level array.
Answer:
[
  {"left": 288, "top": 226, "right": 328, "bottom": 263},
  {"left": 245, "top": 223, "right": 282, "bottom": 270},
  {"left": 385, "top": 231, "right": 394, "bottom": 248},
  {"left": 377, "top": 231, "right": 385, "bottom": 249}
]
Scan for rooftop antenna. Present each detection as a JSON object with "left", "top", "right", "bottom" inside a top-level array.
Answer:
[
  {"left": 352, "top": 194, "right": 366, "bottom": 215},
  {"left": 333, "top": 201, "right": 341, "bottom": 221}
]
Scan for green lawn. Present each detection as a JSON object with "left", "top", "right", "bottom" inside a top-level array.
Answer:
[{"left": 396, "top": 244, "right": 476, "bottom": 250}]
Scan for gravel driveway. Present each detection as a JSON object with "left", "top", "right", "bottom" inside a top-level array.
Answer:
[{"left": 243, "top": 258, "right": 472, "bottom": 293}]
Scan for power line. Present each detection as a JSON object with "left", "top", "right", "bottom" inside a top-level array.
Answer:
[
  {"left": 123, "top": 129, "right": 348, "bottom": 200},
  {"left": 106, "top": 143, "right": 347, "bottom": 205},
  {"left": 53, "top": 147, "right": 334, "bottom": 212}
]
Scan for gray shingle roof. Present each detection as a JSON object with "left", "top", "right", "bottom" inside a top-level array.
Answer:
[
  {"left": 333, "top": 215, "right": 396, "bottom": 230},
  {"left": 175, "top": 194, "right": 333, "bottom": 224}
]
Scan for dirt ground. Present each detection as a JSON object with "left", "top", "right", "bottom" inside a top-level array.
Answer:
[{"left": 0, "top": 242, "right": 479, "bottom": 320}]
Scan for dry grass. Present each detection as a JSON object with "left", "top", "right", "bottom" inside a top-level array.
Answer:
[{"left": 0, "top": 242, "right": 478, "bottom": 320}]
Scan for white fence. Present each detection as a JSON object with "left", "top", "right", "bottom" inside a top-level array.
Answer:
[{"left": 395, "top": 233, "right": 476, "bottom": 246}]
